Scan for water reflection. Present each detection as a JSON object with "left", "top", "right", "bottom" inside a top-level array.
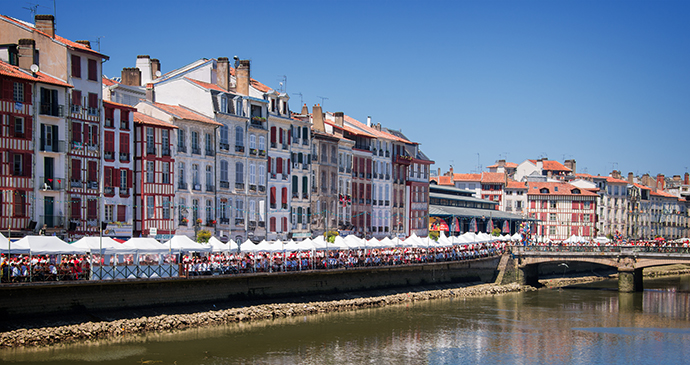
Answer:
[{"left": 2, "top": 276, "right": 690, "bottom": 364}]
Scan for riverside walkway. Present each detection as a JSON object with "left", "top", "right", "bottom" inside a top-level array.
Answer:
[{"left": 512, "top": 245, "right": 690, "bottom": 291}]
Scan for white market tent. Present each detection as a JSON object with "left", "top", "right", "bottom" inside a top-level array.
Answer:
[
  {"left": 208, "top": 236, "right": 239, "bottom": 253},
  {"left": 71, "top": 236, "right": 134, "bottom": 254},
  {"left": 240, "top": 239, "right": 260, "bottom": 253},
  {"left": 126, "top": 237, "right": 170, "bottom": 253},
  {"left": 593, "top": 236, "right": 611, "bottom": 244},
  {"left": 511, "top": 232, "right": 522, "bottom": 242},
  {"left": 15, "top": 236, "right": 87, "bottom": 255},
  {"left": 0, "top": 232, "right": 30, "bottom": 254},
  {"left": 164, "top": 235, "right": 212, "bottom": 253}
]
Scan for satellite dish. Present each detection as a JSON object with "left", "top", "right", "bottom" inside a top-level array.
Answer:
[
  {"left": 30, "top": 64, "right": 39, "bottom": 73},
  {"left": 155, "top": 70, "right": 161, "bottom": 77}
]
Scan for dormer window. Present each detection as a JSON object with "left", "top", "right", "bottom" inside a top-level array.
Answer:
[
  {"left": 540, "top": 188, "right": 549, "bottom": 194},
  {"left": 571, "top": 188, "right": 581, "bottom": 194},
  {"left": 554, "top": 186, "right": 558, "bottom": 192},
  {"left": 220, "top": 96, "right": 228, "bottom": 113},
  {"left": 271, "top": 98, "right": 276, "bottom": 112}
]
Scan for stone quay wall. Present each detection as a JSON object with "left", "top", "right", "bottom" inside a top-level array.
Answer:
[{"left": 0, "top": 256, "right": 501, "bottom": 321}]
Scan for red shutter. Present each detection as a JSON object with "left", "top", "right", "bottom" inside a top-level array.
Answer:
[
  {"left": 24, "top": 117, "right": 32, "bottom": 140},
  {"left": 287, "top": 158, "right": 291, "bottom": 174},
  {"left": 270, "top": 127, "right": 276, "bottom": 144},
  {"left": 270, "top": 217, "right": 276, "bottom": 232},
  {"left": 88, "top": 93, "right": 98, "bottom": 109},
  {"left": 88, "top": 160, "right": 98, "bottom": 181},
  {"left": 72, "top": 159, "right": 81, "bottom": 181},
  {"left": 127, "top": 169, "right": 132, "bottom": 188},
  {"left": 270, "top": 187, "right": 276, "bottom": 205},
  {"left": 540, "top": 213, "right": 546, "bottom": 221},
  {"left": 104, "top": 166, "right": 112, "bottom": 187},
  {"left": 120, "top": 133, "right": 129, "bottom": 153},
  {"left": 71, "top": 197, "right": 81, "bottom": 219},
  {"left": 572, "top": 201, "right": 578, "bottom": 210},
  {"left": 282, "top": 187, "right": 287, "bottom": 204},
  {"left": 366, "top": 184, "right": 371, "bottom": 200},
  {"left": 24, "top": 83, "right": 32, "bottom": 105},
  {"left": 580, "top": 201, "right": 585, "bottom": 210},
  {"left": 1, "top": 79, "right": 12, "bottom": 100},
  {"left": 590, "top": 214, "right": 594, "bottom": 222},
  {"left": 530, "top": 201, "right": 536, "bottom": 209},
  {"left": 71, "top": 55, "right": 81, "bottom": 78},
  {"left": 88, "top": 59, "right": 97, "bottom": 81},
  {"left": 92, "top": 125, "right": 98, "bottom": 145},
  {"left": 105, "top": 131, "right": 114, "bottom": 153},
  {"left": 22, "top": 153, "right": 31, "bottom": 177},
  {"left": 282, "top": 217, "right": 287, "bottom": 232},
  {"left": 83, "top": 123, "right": 89, "bottom": 145},
  {"left": 277, "top": 157, "right": 283, "bottom": 174},
  {"left": 71, "top": 122, "right": 80, "bottom": 142},
  {"left": 117, "top": 205, "right": 126, "bottom": 221},
  {"left": 88, "top": 199, "right": 97, "bottom": 220},
  {"left": 572, "top": 213, "right": 578, "bottom": 222},
  {"left": 268, "top": 157, "right": 273, "bottom": 173},
  {"left": 279, "top": 128, "right": 283, "bottom": 144},
  {"left": 113, "top": 168, "right": 120, "bottom": 187},
  {"left": 72, "top": 90, "right": 82, "bottom": 106}
]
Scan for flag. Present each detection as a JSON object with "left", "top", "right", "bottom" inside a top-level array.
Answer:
[
  {"left": 502, "top": 220, "right": 510, "bottom": 234},
  {"left": 487, "top": 219, "right": 494, "bottom": 233},
  {"left": 453, "top": 217, "right": 460, "bottom": 232},
  {"left": 470, "top": 218, "right": 477, "bottom": 233}
]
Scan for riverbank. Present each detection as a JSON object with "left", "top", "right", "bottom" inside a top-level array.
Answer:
[
  {"left": 537, "top": 264, "right": 690, "bottom": 288},
  {"left": 0, "top": 282, "right": 535, "bottom": 348}
]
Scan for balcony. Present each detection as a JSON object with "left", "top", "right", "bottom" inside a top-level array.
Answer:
[
  {"left": 259, "top": 185, "right": 266, "bottom": 192},
  {"left": 249, "top": 148, "right": 257, "bottom": 156},
  {"left": 119, "top": 153, "right": 130, "bottom": 162},
  {"left": 191, "top": 147, "right": 201, "bottom": 155},
  {"left": 379, "top": 150, "right": 383, "bottom": 157},
  {"left": 104, "top": 151, "right": 115, "bottom": 160},
  {"left": 302, "top": 192, "right": 308, "bottom": 200},
  {"left": 192, "top": 184, "right": 201, "bottom": 191},
  {"left": 220, "top": 181, "right": 229, "bottom": 189},
  {"left": 346, "top": 167, "right": 351, "bottom": 173},
  {"left": 119, "top": 187, "right": 130, "bottom": 196},
  {"left": 312, "top": 186, "right": 318, "bottom": 193},
  {"left": 104, "top": 186, "right": 115, "bottom": 196},
  {"left": 86, "top": 181, "right": 99, "bottom": 190},
  {"left": 303, "top": 164, "right": 308, "bottom": 171},
  {"left": 395, "top": 154, "right": 413, "bottom": 165},
  {"left": 293, "top": 192, "right": 299, "bottom": 199},
  {"left": 235, "top": 218, "right": 245, "bottom": 226},
  {"left": 39, "top": 176, "right": 66, "bottom": 191},
  {"left": 40, "top": 103, "right": 64, "bottom": 117},
  {"left": 366, "top": 199, "right": 371, "bottom": 205},
  {"left": 178, "top": 144, "right": 187, "bottom": 153},
  {"left": 270, "top": 203, "right": 277, "bottom": 209},
  {"left": 373, "top": 200, "right": 377, "bottom": 206},
  {"left": 205, "top": 149, "right": 215, "bottom": 157},
  {"left": 235, "top": 145, "right": 245, "bottom": 153},
  {"left": 385, "top": 200, "right": 390, "bottom": 206},
  {"left": 366, "top": 173, "right": 372, "bottom": 179},
  {"left": 270, "top": 142, "right": 277, "bottom": 149},
  {"left": 40, "top": 140, "right": 65, "bottom": 153},
  {"left": 220, "top": 217, "right": 230, "bottom": 225},
  {"left": 178, "top": 220, "right": 188, "bottom": 227},
  {"left": 249, "top": 184, "right": 257, "bottom": 192},
  {"left": 373, "top": 173, "right": 378, "bottom": 179},
  {"left": 146, "top": 147, "right": 157, "bottom": 156},
  {"left": 219, "top": 142, "right": 229, "bottom": 151},
  {"left": 270, "top": 173, "right": 277, "bottom": 179},
  {"left": 385, "top": 151, "right": 390, "bottom": 158},
  {"left": 379, "top": 200, "right": 383, "bottom": 206},
  {"left": 360, "top": 173, "right": 365, "bottom": 179},
  {"left": 312, "top": 154, "right": 318, "bottom": 161},
  {"left": 178, "top": 182, "right": 188, "bottom": 190},
  {"left": 258, "top": 150, "right": 266, "bottom": 157},
  {"left": 72, "top": 104, "right": 82, "bottom": 114},
  {"left": 250, "top": 117, "right": 266, "bottom": 128},
  {"left": 249, "top": 221, "right": 257, "bottom": 229},
  {"left": 282, "top": 143, "right": 288, "bottom": 150},
  {"left": 258, "top": 221, "right": 265, "bottom": 228},
  {"left": 120, "top": 120, "right": 129, "bottom": 130},
  {"left": 87, "top": 107, "right": 99, "bottom": 116},
  {"left": 235, "top": 182, "right": 245, "bottom": 190},
  {"left": 162, "top": 147, "right": 171, "bottom": 156},
  {"left": 282, "top": 203, "right": 287, "bottom": 209},
  {"left": 206, "top": 184, "right": 215, "bottom": 192},
  {"left": 282, "top": 174, "right": 288, "bottom": 181},
  {"left": 40, "top": 215, "right": 65, "bottom": 228},
  {"left": 302, "top": 139, "right": 308, "bottom": 146},
  {"left": 339, "top": 166, "right": 344, "bottom": 173},
  {"left": 385, "top": 174, "right": 390, "bottom": 180}
]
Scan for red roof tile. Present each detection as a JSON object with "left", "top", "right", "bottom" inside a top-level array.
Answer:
[
  {"left": 481, "top": 172, "right": 506, "bottom": 184},
  {"left": 342, "top": 115, "right": 413, "bottom": 144},
  {"left": 436, "top": 176, "right": 453, "bottom": 185},
  {"left": 325, "top": 119, "right": 377, "bottom": 138},
  {"left": 0, "top": 59, "right": 72, "bottom": 88},
  {"left": 527, "top": 182, "right": 598, "bottom": 197},
  {"left": 605, "top": 176, "right": 629, "bottom": 184},
  {"left": 506, "top": 180, "right": 527, "bottom": 189},
  {"left": 186, "top": 77, "right": 226, "bottom": 92},
  {"left": 452, "top": 173, "right": 481, "bottom": 182},
  {"left": 149, "top": 102, "right": 222, "bottom": 126},
  {"left": 632, "top": 183, "right": 652, "bottom": 191},
  {"left": 487, "top": 162, "right": 517, "bottom": 168},
  {"left": 102, "top": 77, "right": 119, "bottom": 87},
  {"left": 104, "top": 99, "right": 136, "bottom": 110},
  {"left": 528, "top": 159, "right": 571, "bottom": 171},
  {"left": 650, "top": 190, "right": 678, "bottom": 199},
  {"left": 133, "top": 112, "right": 178, "bottom": 129}
]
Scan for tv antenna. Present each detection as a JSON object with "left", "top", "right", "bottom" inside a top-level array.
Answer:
[
  {"left": 293, "top": 92, "right": 303, "bottom": 107},
  {"left": 609, "top": 162, "right": 619, "bottom": 172},
  {"left": 93, "top": 36, "right": 104, "bottom": 52},
  {"left": 317, "top": 95, "right": 329, "bottom": 108},
  {"left": 23, "top": 2, "right": 48, "bottom": 17},
  {"left": 277, "top": 75, "right": 287, "bottom": 93}
]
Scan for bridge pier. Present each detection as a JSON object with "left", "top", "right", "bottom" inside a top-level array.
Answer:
[
  {"left": 618, "top": 268, "right": 643, "bottom": 292},
  {"left": 517, "top": 264, "right": 540, "bottom": 287}
]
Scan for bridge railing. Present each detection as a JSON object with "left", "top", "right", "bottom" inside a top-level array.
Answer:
[{"left": 512, "top": 245, "right": 690, "bottom": 255}]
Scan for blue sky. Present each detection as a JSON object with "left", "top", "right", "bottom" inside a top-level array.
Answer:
[{"left": 4, "top": 0, "right": 689, "bottom": 178}]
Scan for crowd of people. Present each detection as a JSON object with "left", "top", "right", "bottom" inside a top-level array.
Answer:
[{"left": 0, "top": 255, "right": 90, "bottom": 283}]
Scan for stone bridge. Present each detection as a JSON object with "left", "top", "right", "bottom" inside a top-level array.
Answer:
[{"left": 511, "top": 245, "right": 690, "bottom": 292}]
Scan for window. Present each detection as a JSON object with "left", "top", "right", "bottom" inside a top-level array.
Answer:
[
  {"left": 88, "top": 59, "right": 98, "bottom": 81},
  {"left": 206, "top": 199, "right": 213, "bottom": 221},
  {"left": 259, "top": 136, "right": 265, "bottom": 152},
  {"left": 220, "top": 126, "right": 228, "bottom": 149},
  {"left": 235, "top": 126, "right": 244, "bottom": 147},
  {"left": 236, "top": 162, "right": 244, "bottom": 184},
  {"left": 88, "top": 93, "right": 98, "bottom": 115},
  {"left": 249, "top": 134, "right": 256, "bottom": 149},
  {"left": 192, "top": 164, "right": 200, "bottom": 186},
  {"left": 162, "top": 162, "right": 170, "bottom": 184},
  {"left": 258, "top": 163, "right": 266, "bottom": 187},
  {"left": 178, "top": 129, "right": 186, "bottom": 151},
  {"left": 220, "top": 160, "right": 228, "bottom": 183},
  {"left": 249, "top": 200, "right": 256, "bottom": 222},
  {"left": 161, "top": 130, "right": 170, "bottom": 155},
  {"left": 205, "top": 133, "right": 212, "bottom": 154},
  {"left": 178, "top": 162, "right": 186, "bottom": 184},
  {"left": 584, "top": 201, "right": 591, "bottom": 210},
  {"left": 549, "top": 226, "right": 556, "bottom": 235},
  {"left": 146, "top": 127, "right": 155, "bottom": 154},
  {"left": 249, "top": 164, "right": 256, "bottom": 185},
  {"left": 192, "top": 199, "right": 199, "bottom": 221},
  {"left": 13, "top": 82, "right": 24, "bottom": 102},
  {"left": 12, "top": 153, "right": 23, "bottom": 176},
  {"left": 147, "top": 196, "right": 155, "bottom": 219},
  {"left": 146, "top": 161, "right": 155, "bottom": 183},
  {"left": 550, "top": 200, "right": 557, "bottom": 209},
  {"left": 13, "top": 117, "right": 24, "bottom": 137},
  {"left": 550, "top": 213, "right": 556, "bottom": 221},
  {"left": 162, "top": 197, "right": 171, "bottom": 219},
  {"left": 120, "top": 169, "right": 127, "bottom": 190},
  {"left": 205, "top": 165, "right": 212, "bottom": 188},
  {"left": 191, "top": 131, "right": 199, "bottom": 153}
]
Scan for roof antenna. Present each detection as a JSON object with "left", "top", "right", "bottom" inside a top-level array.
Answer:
[
  {"left": 93, "top": 36, "right": 104, "bottom": 52},
  {"left": 23, "top": 2, "right": 48, "bottom": 17},
  {"left": 317, "top": 95, "right": 329, "bottom": 108},
  {"left": 277, "top": 75, "right": 287, "bottom": 93},
  {"left": 293, "top": 92, "right": 303, "bottom": 107}
]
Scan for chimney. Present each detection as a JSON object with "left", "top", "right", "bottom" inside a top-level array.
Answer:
[
  {"left": 685, "top": 172, "right": 689, "bottom": 185},
  {"left": 216, "top": 57, "right": 230, "bottom": 90},
  {"left": 437, "top": 168, "right": 441, "bottom": 177},
  {"left": 449, "top": 166, "right": 454, "bottom": 176},
  {"left": 611, "top": 170, "right": 621, "bottom": 179},
  {"left": 121, "top": 68, "right": 141, "bottom": 87},
  {"left": 367, "top": 116, "right": 372, "bottom": 127},
  {"left": 334, "top": 112, "right": 344, "bottom": 127},
  {"left": 34, "top": 14, "right": 55, "bottom": 38},
  {"left": 75, "top": 40, "right": 91, "bottom": 49},
  {"left": 536, "top": 159, "right": 544, "bottom": 171},
  {"left": 564, "top": 159, "right": 576, "bottom": 174},
  {"left": 145, "top": 83, "right": 155, "bottom": 102},
  {"left": 17, "top": 39, "right": 36, "bottom": 70},
  {"left": 656, "top": 174, "right": 665, "bottom": 191},
  {"left": 150, "top": 59, "right": 161, "bottom": 79},
  {"left": 497, "top": 159, "right": 506, "bottom": 168},
  {"left": 301, "top": 104, "right": 309, "bottom": 115},
  {"left": 312, "top": 104, "right": 325, "bottom": 132},
  {"left": 628, "top": 172, "right": 634, "bottom": 184},
  {"left": 236, "top": 59, "right": 251, "bottom": 96},
  {"left": 136, "top": 55, "right": 153, "bottom": 86}
]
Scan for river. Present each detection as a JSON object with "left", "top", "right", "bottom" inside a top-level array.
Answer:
[{"left": 2, "top": 275, "right": 689, "bottom": 364}]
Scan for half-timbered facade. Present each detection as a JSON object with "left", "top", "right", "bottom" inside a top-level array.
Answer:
[
  {"left": 526, "top": 182, "right": 598, "bottom": 241},
  {"left": 132, "top": 112, "right": 177, "bottom": 237}
]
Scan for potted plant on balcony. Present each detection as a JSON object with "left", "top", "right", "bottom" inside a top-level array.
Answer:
[
  {"left": 181, "top": 217, "right": 189, "bottom": 225},
  {"left": 207, "top": 219, "right": 217, "bottom": 226},
  {"left": 196, "top": 218, "right": 203, "bottom": 226}
]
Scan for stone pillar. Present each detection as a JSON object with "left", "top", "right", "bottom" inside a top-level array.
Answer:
[
  {"left": 618, "top": 268, "right": 643, "bottom": 292},
  {"left": 517, "top": 264, "right": 539, "bottom": 287}
]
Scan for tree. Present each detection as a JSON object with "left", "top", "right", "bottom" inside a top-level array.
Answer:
[
  {"left": 196, "top": 229, "right": 211, "bottom": 243},
  {"left": 428, "top": 231, "right": 439, "bottom": 241},
  {"left": 491, "top": 228, "right": 501, "bottom": 237},
  {"left": 324, "top": 230, "right": 339, "bottom": 243}
]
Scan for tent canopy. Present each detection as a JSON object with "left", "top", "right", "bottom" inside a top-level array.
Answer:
[
  {"left": 15, "top": 236, "right": 86, "bottom": 255},
  {"left": 164, "top": 235, "right": 212, "bottom": 253}
]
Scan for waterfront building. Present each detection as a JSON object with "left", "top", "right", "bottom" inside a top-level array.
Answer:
[
  {"left": 131, "top": 111, "right": 177, "bottom": 237},
  {"left": 526, "top": 181, "right": 597, "bottom": 241},
  {"left": 515, "top": 158, "right": 573, "bottom": 182},
  {"left": 487, "top": 160, "right": 518, "bottom": 178},
  {"left": 101, "top": 100, "right": 135, "bottom": 238},
  {"left": 265, "top": 86, "right": 293, "bottom": 241},
  {"left": 289, "top": 106, "right": 313, "bottom": 240},
  {"left": 309, "top": 105, "right": 340, "bottom": 236},
  {"left": 135, "top": 101, "right": 219, "bottom": 237}
]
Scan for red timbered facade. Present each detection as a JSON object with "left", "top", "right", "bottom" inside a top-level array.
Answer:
[
  {"left": 133, "top": 112, "right": 176, "bottom": 237},
  {"left": 526, "top": 182, "right": 598, "bottom": 241}
]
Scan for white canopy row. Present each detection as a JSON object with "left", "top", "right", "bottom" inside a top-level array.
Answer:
[{"left": 0, "top": 232, "right": 512, "bottom": 256}]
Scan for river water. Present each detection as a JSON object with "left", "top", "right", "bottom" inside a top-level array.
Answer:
[{"left": 2, "top": 275, "right": 690, "bottom": 364}]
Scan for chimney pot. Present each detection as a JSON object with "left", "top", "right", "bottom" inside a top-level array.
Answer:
[
  {"left": 301, "top": 104, "right": 309, "bottom": 115},
  {"left": 334, "top": 112, "right": 344, "bottom": 127},
  {"left": 217, "top": 57, "right": 230, "bottom": 91},
  {"left": 312, "top": 104, "right": 325, "bottom": 132},
  {"left": 367, "top": 116, "right": 371, "bottom": 127},
  {"left": 75, "top": 40, "right": 91, "bottom": 49},
  {"left": 150, "top": 58, "right": 161, "bottom": 78},
  {"left": 121, "top": 67, "right": 141, "bottom": 87},
  {"left": 236, "top": 59, "right": 251, "bottom": 96},
  {"left": 146, "top": 83, "right": 155, "bottom": 102}
]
